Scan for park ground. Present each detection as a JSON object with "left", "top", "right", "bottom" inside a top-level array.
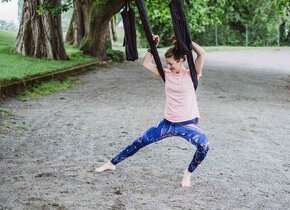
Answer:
[{"left": 0, "top": 48, "right": 290, "bottom": 209}]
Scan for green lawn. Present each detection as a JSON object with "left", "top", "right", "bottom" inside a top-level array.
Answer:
[
  {"left": 0, "top": 30, "right": 16, "bottom": 48},
  {"left": 0, "top": 30, "right": 95, "bottom": 84}
]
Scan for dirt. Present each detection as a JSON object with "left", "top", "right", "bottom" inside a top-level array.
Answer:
[{"left": 1, "top": 49, "right": 290, "bottom": 209}]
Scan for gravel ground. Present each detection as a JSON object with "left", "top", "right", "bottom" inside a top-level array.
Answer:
[{"left": 1, "top": 49, "right": 290, "bottom": 210}]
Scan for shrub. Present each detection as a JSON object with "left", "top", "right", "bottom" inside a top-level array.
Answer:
[{"left": 106, "top": 49, "right": 124, "bottom": 62}]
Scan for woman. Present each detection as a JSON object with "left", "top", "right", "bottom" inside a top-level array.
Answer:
[{"left": 95, "top": 35, "right": 209, "bottom": 188}]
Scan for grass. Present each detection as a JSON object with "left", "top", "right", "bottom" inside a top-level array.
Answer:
[
  {"left": 3, "top": 122, "right": 27, "bottom": 130},
  {"left": 20, "top": 77, "right": 81, "bottom": 99},
  {"left": 0, "top": 30, "right": 16, "bottom": 48},
  {"left": 0, "top": 30, "right": 95, "bottom": 84},
  {"left": 0, "top": 108, "right": 10, "bottom": 119}
]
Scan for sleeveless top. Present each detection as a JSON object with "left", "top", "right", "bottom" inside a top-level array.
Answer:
[{"left": 164, "top": 68, "right": 200, "bottom": 122}]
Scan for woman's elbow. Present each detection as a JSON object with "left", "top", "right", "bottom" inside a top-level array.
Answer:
[
  {"left": 142, "top": 62, "right": 148, "bottom": 68},
  {"left": 199, "top": 48, "right": 206, "bottom": 56},
  {"left": 142, "top": 62, "right": 151, "bottom": 70},
  {"left": 197, "top": 73, "right": 202, "bottom": 79}
]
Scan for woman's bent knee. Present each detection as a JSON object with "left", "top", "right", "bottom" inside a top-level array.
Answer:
[{"left": 197, "top": 133, "right": 209, "bottom": 153}]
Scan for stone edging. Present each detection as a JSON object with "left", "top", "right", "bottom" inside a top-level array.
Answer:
[{"left": 0, "top": 61, "right": 104, "bottom": 99}]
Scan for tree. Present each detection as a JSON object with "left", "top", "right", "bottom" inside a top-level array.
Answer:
[
  {"left": 194, "top": 0, "right": 289, "bottom": 46},
  {"left": 65, "top": 0, "right": 93, "bottom": 47},
  {"left": 133, "top": 0, "right": 221, "bottom": 47},
  {"left": 2, "top": 0, "right": 125, "bottom": 60},
  {"left": 275, "top": 0, "right": 290, "bottom": 45},
  {"left": 15, "top": 0, "right": 68, "bottom": 59},
  {"left": 65, "top": 0, "right": 121, "bottom": 46},
  {"left": 81, "top": 0, "right": 126, "bottom": 60},
  {"left": 1, "top": 0, "right": 70, "bottom": 59},
  {"left": 64, "top": 0, "right": 125, "bottom": 60},
  {"left": 110, "top": 15, "right": 118, "bottom": 42}
]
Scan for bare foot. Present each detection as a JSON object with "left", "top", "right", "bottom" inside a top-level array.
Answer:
[
  {"left": 95, "top": 162, "right": 116, "bottom": 173},
  {"left": 181, "top": 169, "right": 192, "bottom": 188}
]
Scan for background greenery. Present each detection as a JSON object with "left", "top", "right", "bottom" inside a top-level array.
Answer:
[{"left": 130, "top": 0, "right": 290, "bottom": 47}]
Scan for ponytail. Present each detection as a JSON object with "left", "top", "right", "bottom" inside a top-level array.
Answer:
[{"left": 165, "top": 36, "right": 186, "bottom": 62}]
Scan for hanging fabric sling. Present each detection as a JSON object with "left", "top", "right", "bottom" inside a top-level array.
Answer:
[
  {"left": 134, "top": 0, "right": 165, "bottom": 82},
  {"left": 169, "top": 0, "right": 198, "bottom": 90},
  {"left": 121, "top": 1, "right": 138, "bottom": 61}
]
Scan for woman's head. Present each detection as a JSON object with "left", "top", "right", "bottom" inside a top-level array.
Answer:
[
  {"left": 165, "top": 38, "right": 186, "bottom": 72},
  {"left": 165, "top": 46, "right": 186, "bottom": 62}
]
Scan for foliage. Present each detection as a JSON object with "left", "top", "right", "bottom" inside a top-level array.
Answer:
[
  {"left": 274, "top": 0, "right": 290, "bottom": 45},
  {"left": 131, "top": 0, "right": 222, "bottom": 47},
  {"left": 134, "top": 0, "right": 172, "bottom": 47},
  {"left": 106, "top": 49, "right": 124, "bottom": 62},
  {"left": 1, "top": 0, "right": 72, "bottom": 16},
  {"left": 37, "top": 0, "right": 72, "bottom": 16},
  {"left": 126, "top": 0, "right": 289, "bottom": 47},
  {"left": 194, "top": 0, "right": 290, "bottom": 46}
]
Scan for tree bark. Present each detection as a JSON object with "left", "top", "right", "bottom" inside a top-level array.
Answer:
[
  {"left": 82, "top": 0, "right": 126, "bottom": 60},
  {"left": 15, "top": 0, "right": 68, "bottom": 60},
  {"left": 65, "top": 10, "right": 75, "bottom": 45},
  {"left": 111, "top": 16, "right": 118, "bottom": 42},
  {"left": 280, "top": 21, "right": 290, "bottom": 46},
  {"left": 65, "top": 0, "right": 93, "bottom": 47}
]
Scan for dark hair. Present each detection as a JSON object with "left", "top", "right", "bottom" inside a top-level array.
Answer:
[{"left": 165, "top": 37, "right": 186, "bottom": 62}]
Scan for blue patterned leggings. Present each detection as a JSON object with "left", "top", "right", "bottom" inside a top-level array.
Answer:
[{"left": 111, "top": 118, "right": 209, "bottom": 173}]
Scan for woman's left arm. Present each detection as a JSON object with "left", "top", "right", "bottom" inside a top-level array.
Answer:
[{"left": 192, "top": 41, "right": 205, "bottom": 78}]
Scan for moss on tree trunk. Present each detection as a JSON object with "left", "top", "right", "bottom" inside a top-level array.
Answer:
[{"left": 82, "top": 0, "right": 126, "bottom": 60}]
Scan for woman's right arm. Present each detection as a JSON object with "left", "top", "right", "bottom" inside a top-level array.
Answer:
[
  {"left": 142, "top": 50, "right": 160, "bottom": 76},
  {"left": 192, "top": 41, "right": 205, "bottom": 78},
  {"left": 142, "top": 34, "right": 161, "bottom": 77}
]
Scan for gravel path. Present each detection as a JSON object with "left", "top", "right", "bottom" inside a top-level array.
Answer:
[{"left": 1, "top": 49, "right": 290, "bottom": 209}]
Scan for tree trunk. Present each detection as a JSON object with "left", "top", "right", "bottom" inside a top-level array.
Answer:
[
  {"left": 111, "top": 16, "right": 118, "bottom": 42},
  {"left": 280, "top": 20, "right": 290, "bottom": 46},
  {"left": 65, "top": 0, "right": 93, "bottom": 47},
  {"left": 65, "top": 10, "right": 75, "bottom": 45},
  {"left": 82, "top": 0, "right": 126, "bottom": 60},
  {"left": 15, "top": 0, "right": 68, "bottom": 60}
]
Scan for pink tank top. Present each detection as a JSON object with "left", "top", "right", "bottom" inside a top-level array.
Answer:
[{"left": 164, "top": 68, "right": 200, "bottom": 122}]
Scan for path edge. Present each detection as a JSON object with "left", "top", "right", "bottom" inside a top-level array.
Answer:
[{"left": 0, "top": 61, "right": 105, "bottom": 99}]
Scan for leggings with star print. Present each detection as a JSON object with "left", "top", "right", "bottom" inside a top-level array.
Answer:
[{"left": 110, "top": 118, "right": 209, "bottom": 173}]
